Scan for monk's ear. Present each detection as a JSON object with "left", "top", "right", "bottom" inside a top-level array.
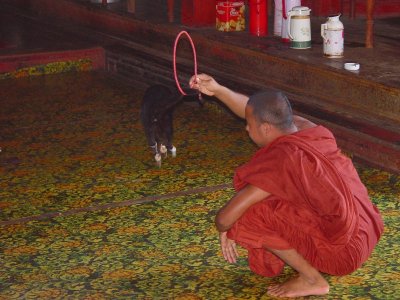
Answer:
[{"left": 261, "top": 122, "right": 272, "bottom": 135}]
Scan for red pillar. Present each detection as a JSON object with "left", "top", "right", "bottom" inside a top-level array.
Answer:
[{"left": 365, "top": 0, "right": 375, "bottom": 48}]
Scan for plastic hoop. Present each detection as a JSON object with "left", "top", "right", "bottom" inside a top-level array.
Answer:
[{"left": 173, "top": 31, "right": 198, "bottom": 96}]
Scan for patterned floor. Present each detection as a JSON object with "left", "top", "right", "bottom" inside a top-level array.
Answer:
[{"left": 0, "top": 72, "right": 399, "bottom": 299}]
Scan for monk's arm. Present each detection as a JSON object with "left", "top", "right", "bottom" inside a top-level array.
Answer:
[
  {"left": 190, "top": 73, "right": 249, "bottom": 119},
  {"left": 215, "top": 185, "right": 270, "bottom": 232},
  {"left": 212, "top": 86, "right": 248, "bottom": 119},
  {"left": 190, "top": 74, "right": 319, "bottom": 126}
]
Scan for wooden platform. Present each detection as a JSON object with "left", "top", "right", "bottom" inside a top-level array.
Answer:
[{"left": 1, "top": 0, "right": 399, "bottom": 173}]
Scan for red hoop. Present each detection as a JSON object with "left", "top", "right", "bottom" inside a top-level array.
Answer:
[{"left": 173, "top": 31, "right": 198, "bottom": 96}]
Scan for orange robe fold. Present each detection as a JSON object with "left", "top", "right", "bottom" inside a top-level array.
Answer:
[{"left": 227, "top": 126, "right": 384, "bottom": 277}]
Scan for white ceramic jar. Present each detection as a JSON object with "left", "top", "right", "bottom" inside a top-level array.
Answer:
[{"left": 321, "top": 14, "right": 344, "bottom": 57}]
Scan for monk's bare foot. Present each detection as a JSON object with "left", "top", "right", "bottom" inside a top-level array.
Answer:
[{"left": 267, "top": 275, "right": 329, "bottom": 298}]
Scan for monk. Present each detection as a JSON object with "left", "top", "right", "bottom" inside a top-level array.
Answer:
[{"left": 189, "top": 74, "right": 384, "bottom": 298}]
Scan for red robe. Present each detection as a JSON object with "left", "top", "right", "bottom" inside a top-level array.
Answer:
[{"left": 227, "top": 126, "right": 384, "bottom": 277}]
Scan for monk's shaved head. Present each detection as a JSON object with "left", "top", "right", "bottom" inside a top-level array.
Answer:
[{"left": 247, "top": 90, "right": 293, "bottom": 131}]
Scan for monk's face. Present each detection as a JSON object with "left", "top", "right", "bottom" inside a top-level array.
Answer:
[{"left": 245, "top": 105, "right": 268, "bottom": 147}]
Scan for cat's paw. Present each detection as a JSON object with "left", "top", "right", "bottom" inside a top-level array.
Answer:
[
  {"left": 154, "top": 153, "right": 162, "bottom": 167},
  {"left": 169, "top": 146, "right": 176, "bottom": 157},
  {"left": 160, "top": 144, "right": 168, "bottom": 155}
]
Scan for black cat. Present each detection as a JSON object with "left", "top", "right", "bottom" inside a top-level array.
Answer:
[{"left": 140, "top": 84, "right": 202, "bottom": 165}]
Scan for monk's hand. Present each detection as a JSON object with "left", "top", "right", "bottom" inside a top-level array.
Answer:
[
  {"left": 189, "top": 74, "right": 219, "bottom": 97},
  {"left": 219, "top": 231, "right": 239, "bottom": 264}
]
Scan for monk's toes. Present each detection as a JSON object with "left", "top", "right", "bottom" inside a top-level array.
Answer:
[{"left": 267, "top": 285, "right": 285, "bottom": 297}]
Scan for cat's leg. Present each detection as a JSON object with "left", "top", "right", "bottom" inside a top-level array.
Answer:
[
  {"left": 164, "top": 112, "right": 176, "bottom": 157},
  {"left": 152, "top": 141, "right": 162, "bottom": 167},
  {"left": 146, "top": 125, "right": 162, "bottom": 166},
  {"left": 151, "top": 143, "right": 162, "bottom": 166},
  {"left": 145, "top": 129, "right": 158, "bottom": 154},
  {"left": 154, "top": 115, "right": 169, "bottom": 158},
  {"left": 143, "top": 131, "right": 157, "bottom": 151}
]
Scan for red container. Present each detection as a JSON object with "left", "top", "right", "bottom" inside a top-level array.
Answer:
[
  {"left": 216, "top": 1, "right": 245, "bottom": 32},
  {"left": 249, "top": 0, "right": 268, "bottom": 36},
  {"left": 181, "top": 0, "right": 215, "bottom": 26}
]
